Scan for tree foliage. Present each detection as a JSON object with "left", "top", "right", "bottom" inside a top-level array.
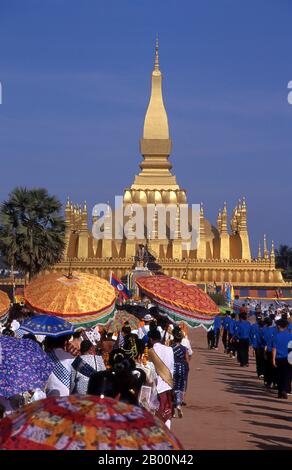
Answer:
[{"left": 0, "top": 187, "right": 65, "bottom": 279}]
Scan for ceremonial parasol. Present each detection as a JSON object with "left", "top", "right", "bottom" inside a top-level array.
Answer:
[
  {"left": 20, "top": 314, "right": 74, "bottom": 338},
  {"left": 24, "top": 271, "right": 116, "bottom": 328},
  {"left": 0, "top": 336, "right": 54, "bottom": 398},
  {"left": 136, "top": 275, "right": 219, "bottom": 329},
  {"left": 107, "top": 310, "right": 140, "bottom": 333},
  {"left": 0, "top": 289, "right": 10, "bottom": 322},
  {"left": 0, "top": 395, "right": 183, "bottom": 450}
]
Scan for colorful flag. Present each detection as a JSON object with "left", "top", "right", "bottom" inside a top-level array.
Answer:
[
  {"left": 226, "top": 284, "right": 231, "bottom": 303},
  {"left": 110, "top": 272, "right": 132, "bottom": 299},
  {"left": 231, "top": 285, "right": 235, "bottom": 301}
]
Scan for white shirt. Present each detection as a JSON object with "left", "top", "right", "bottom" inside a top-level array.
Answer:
[
  {"left": 46, "top": 348, "right": 74, "bottom": 397},
  {"left": 182, "top": 337, "right": 193, "bottom": 357},
  {"left": 153, "top": 343, "right": 174, "bottom": 394},
  {"left": 11, "top": 320, "right": 20, "bottom": 332},
  {"left": 138, "top": 324, "right": 150, "bottom": 339}
]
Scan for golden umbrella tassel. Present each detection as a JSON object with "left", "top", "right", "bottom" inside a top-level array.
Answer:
[
  {"left": 0, "top": 290, "right": 10, "bottom": 323},
  {"left": 24, "top": 272, "right": 116, "bottom": 328}
]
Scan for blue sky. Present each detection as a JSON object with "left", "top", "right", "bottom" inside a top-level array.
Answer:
[{"left": 0, "top": 0, "right": 291, "bottom": 255}]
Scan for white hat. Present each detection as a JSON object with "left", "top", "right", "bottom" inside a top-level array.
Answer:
[{"left": 143, "top": 314, "right": 153, "bottom": 322}]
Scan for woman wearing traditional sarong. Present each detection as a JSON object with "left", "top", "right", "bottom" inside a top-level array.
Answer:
[
  {"left": 147, "top": 329, "right": 174, "bottom": 430},
  {"left": 171, "top": 328, "right": 189, "bottom": 418}
]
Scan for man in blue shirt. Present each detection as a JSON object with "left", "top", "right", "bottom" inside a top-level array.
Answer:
[
  {"left": 262, "top": 317, "right": 277, "bottom": 388},
  {"left": 213, "top": 314, "right": 222, "bottom": 350},
  {"left": 234, "top": 312, "right": 251, "bottom": 367},
  {"left": 250, "top": 316, "right": 265, "bottom": 378},
  {"left": 222, "top": 311, "right": 231, "bottom": 353},
  {"left": 272, "top": 318, "right": 292, "bottom": 399},
  {"left": 227, "top": 313, "right": 237, "bottom": 358}
]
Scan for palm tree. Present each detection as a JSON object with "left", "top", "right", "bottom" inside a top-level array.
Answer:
[{"left": 0, "top": 187, "right": 65, "bottom": 280}]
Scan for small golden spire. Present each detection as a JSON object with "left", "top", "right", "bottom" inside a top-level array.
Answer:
[
  {"left": 221, "top": 202, "right": 228, "bottom": 234},
  {"left": 258, "top": 242, "right": 262, "bottom": 260},
  {"left": 66, "top": 196, "right": 70, "bottom": 208},
  {"left": 270, "top": 240, "right": 275, "bottom": 265},
  {"left": 263, "top": 234, "right": 269, "bottom": 259},
  {"left": 83, "top": 200, "right": 87, "bottom": 213},
  {"left": 217, "top": 209, "right": 222, "bottom": 232},
  {"left": 154, "top": 34, "right": 159, "bottom": 71}
]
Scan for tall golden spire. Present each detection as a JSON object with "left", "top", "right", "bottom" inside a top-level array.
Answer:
[
  {"left": 131, "top": 38, "right": 178, "bottom": 191},
  {"left": 143, "top": 37, "right": 169, "bottom": 140}
]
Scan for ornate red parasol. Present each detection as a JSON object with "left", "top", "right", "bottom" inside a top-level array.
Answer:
[
  {"left": 0, "top": 395, "right": 183, "bottom": 450},
  {"left": 136, "top": 275, "right": 219, "bottom": 328}
]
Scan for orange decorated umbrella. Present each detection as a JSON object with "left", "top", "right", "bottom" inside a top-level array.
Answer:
[
  {"left": 136, "top": 275, "right": 219, "bottom": 329},
  {"left": 0, "top": 395, "right": 183, "bottom": 450},
  {"left": 107, "top": 310, "right": 140, "bottom": 333},
  {"left": 24, "top": 272, "right": 116, "bottom": 328},
  {"left": 0, "top": 290, "right": 10, "bottom": 323}
]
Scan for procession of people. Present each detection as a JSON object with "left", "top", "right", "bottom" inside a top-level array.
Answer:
[
  {"left": 0, "top": 306, "right": 193, "bottom": 435},
  {"left": 207, "top": 303, "right": 292, "bottom": 400},
  {"left": 1, "top": 282, "right": 292, "bottom": 450}
]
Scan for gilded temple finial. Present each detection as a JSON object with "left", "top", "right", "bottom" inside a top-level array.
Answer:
[
  {"left": 221, "top": 203, "right": 228, "bottom": 234},
  {"left": 142, "top": 37, "right": 169, "bottom": 140},
  {"left": 154, "top": 34, "right": 159, "bottom": 71},
  {"left": 217, "top": 209, "right": 222, "bottom": 232},
  {"left": 258, "top": 242, "right": 262, "bottom": 260},
  {"left": 263, "top": 234, "right": 269, "bottom": 259}
]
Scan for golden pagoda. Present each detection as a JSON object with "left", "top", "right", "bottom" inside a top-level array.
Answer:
[{"left": 55, "top": 40, "right": 284, "bottom": 287}]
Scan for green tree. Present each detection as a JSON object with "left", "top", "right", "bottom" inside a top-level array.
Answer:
[
  {"left": 0, "top": 187, "right": 65, "bottom": 280},
  {"left": 275, "top": 244, "right": 292, "bottom": 280}
]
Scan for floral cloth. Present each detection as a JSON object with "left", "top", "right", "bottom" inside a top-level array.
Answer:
[
  {"left": 0, "top": 395, "right": 183, "bottom": 450},
  {"left": 0, "top": 336, "right": 54, "bottom": 398}
]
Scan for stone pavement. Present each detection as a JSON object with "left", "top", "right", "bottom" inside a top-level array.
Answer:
[{"left": 172, "top": 328, "right": 292, "bottom": 450}]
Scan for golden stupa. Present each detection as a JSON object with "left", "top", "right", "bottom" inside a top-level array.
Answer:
[{"left": 55, "top": 40, "right": 284, "bottom": 287}]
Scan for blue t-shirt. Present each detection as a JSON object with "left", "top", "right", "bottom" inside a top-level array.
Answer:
[
  {"left": 236, "top": 320, "right": 251, "bottom": 340},
  {"left": 234, "top": 320, "right": 240, "bottom": 336},
  {"left": 214, "top": 315, "right": 222, "bottom": 332},
  {"left": 288, "top": 323, "right": 292, "bottom": 332},
  {"left": 228, "top": 318, "right": 236, "bottom": 335},
  {"left": 272, "top": 330, "right": 292, "bottom": 359},
  {"left": 222, "top": 316, "right": 231, "bottom": 331},
  {"left": 262, "top": 326, "right": 277, "bottom": 352},
  {"left": 250, "top": 323, "right": 264, "bottom": 348}
]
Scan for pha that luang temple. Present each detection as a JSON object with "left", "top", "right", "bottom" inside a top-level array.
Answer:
[{"left": 56, "top": 41, "right": 284, "bottom": 288}]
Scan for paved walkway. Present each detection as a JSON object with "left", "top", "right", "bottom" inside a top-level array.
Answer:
[{"left": 172, "top": 328, "right": 292, "bottom": 450}]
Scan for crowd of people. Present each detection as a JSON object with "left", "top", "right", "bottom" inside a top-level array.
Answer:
[
  {"left": 208, "top": 303, "right": 292, "bottom": 399},
  {"left": 2, "top": 297, "right": 291, "bottom": 439},
  {"left": 0, "top": 309, "right": 193, "bottom": 431}
]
